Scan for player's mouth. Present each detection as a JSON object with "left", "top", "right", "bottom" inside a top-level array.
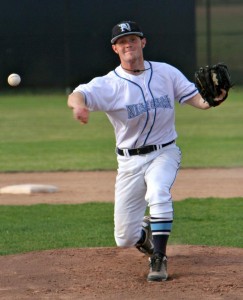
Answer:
[{"left": 124, "top": 49, "right": 135, "bottom": 55}]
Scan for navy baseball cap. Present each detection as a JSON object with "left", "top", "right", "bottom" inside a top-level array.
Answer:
[{"left": 111, "top": 21, "right": 144, "bottom": 44}]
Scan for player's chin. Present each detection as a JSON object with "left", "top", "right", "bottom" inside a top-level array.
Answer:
[{"left": 123, "top": 51, "right": 136, "bottom": 58}]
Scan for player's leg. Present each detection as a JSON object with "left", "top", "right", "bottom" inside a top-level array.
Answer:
[
  {"left": 145, "top": 144, "right": 181, "bottom": 281},
  {"left": 114, "top": 155, "right": 147, "bottom": 248}
]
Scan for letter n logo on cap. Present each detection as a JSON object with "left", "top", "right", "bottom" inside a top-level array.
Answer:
[{"left": 118, "top": 23, "right": 131, "bottom": 32}]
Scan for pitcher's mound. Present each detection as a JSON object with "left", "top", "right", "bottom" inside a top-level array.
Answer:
[
  {"left": 0, "top": 184, "right": 58, "bottom": 194},
  {"left": 0, "top": 246, "right": 242, "bottom": 300}
]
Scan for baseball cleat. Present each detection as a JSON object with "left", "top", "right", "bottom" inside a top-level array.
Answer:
[
  {"left": 147, "top": 253, "right": 168, "bottom": 282},
  {"left": 136, "top": 216, "right": 154, "bottom": 256}
]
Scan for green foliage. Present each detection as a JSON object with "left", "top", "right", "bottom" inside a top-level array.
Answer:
[
  {"left": 1, "top": 198, "right": 242, "bottom": 255},
  {"left": 0, "top": 89, "right": 242, "bottom": 171}
]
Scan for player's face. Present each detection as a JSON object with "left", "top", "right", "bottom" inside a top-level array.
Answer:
[{"left": 112, "top": 35, "right": 146, "bottom": 65}]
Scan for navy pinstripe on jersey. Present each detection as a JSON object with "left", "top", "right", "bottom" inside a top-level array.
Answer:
[{"left": 114, "top": 61, "right": 159, "bottom": 147}]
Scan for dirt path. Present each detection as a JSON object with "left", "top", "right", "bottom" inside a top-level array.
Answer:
[
  {"left": 0, "top": 169, "right": 243, "bottom": 300},
  {"left": 0, "top": 168, "right": 243, "bottom": 205}
]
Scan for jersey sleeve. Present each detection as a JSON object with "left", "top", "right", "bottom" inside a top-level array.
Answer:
[
  {"left": 169, "top": 66, "right": 198, "bottom": 104},
  {"left": 73, "top": 75, "right": 118, "bottom": 112}
]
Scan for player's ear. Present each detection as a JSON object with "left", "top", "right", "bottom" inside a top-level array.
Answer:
[
  {"left": 112, "top": 44, "right": 119, "bottom": 54},
  {"left": 141, "top": 37, "right": 146, "bottom": 48}
]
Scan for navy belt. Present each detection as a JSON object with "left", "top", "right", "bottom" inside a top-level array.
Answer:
[{"left": 117, "top": 140, "right": 175, "bottom": 156}]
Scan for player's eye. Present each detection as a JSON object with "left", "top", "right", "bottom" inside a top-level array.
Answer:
[{"left": 117, "top": 39, "right": 126, "bottom": 45}]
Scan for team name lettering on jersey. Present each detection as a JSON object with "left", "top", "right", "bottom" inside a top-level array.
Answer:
[{"left": 126, "top": 95, "right": 172, "bottom": 119}]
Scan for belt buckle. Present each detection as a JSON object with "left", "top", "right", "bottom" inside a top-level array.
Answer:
[{"left": 136, "top": 148, "right": 141, "bottom": 154}]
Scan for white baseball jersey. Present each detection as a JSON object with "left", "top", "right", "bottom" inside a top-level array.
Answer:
[{"left": 73, "top": 61, "right": 198, "bottom": 149}]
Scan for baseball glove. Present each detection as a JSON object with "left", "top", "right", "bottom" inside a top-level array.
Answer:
[{"left": 195, "top": 63, "right": 233, "bottom": 107}]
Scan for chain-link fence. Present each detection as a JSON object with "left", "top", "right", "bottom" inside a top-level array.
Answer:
[
  {"left": 196, "top": 0, "right": 243, "bottom": 85},
  {"left": 0, "top": 1, "right": 242, "bottom": 88}
]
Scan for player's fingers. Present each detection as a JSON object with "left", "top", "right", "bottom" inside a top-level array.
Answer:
[
  {"left": 73, "top": 107, "right": 89, "bottom": 124},
  {"left": 214, "top": 89, "right": 227, "bottom": 101},
  {"left": 79, "top": 116, "right": 88, "bottom": 124}
]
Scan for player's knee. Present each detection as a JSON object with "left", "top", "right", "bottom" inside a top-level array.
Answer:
[
  {"left": 149, "top": 202, "right": 173, "bottom": 218},
  {"left": 115, "top": 233, "right": 139, "bottom": 248},
  {"left": 150, "top": 189, "right": 171, "bottom": 201},
  {"left": 148, "top": 189, "right": 173, "bottom": 210}
]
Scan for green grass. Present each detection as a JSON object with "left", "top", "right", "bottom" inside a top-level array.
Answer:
[
  {"left": 1, "top": 198, "right": 242, "bottom": 255},
  {"left": 172, "top": 198, "right": 243, "bottom": 247},
  {"left": 0, "top": 93, "right": 116, "bottom": 171},
  {"left": 175, "top": 87, "right": 243, "bottom": 167},
  {"left": 0, "top": 203, "right": 115, "bottom": 255},
  {"left": 0, "top": 90, "right": 242, "bottom": 255},
  {"left": 0, "top": 88, "right": 243, "bottom": 171}
]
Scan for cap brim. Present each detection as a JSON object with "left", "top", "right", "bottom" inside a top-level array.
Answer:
[{"left": 111, "top": 32, "right": 144, "bottom": 44}]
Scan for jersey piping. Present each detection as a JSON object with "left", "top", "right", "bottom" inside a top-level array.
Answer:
[{"left": 114, "top": 61, "right": 156, "bottom": 147}]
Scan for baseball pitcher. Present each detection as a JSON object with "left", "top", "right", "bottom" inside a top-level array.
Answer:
[{"left": 67, "top": 21, "right": 232, "bottom": 282}]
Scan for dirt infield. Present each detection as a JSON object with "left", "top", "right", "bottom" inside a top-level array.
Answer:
[
  {"left": 0, "top": 169, "right": 243, "bottom": 300},
  {"left": 1, "top": 168, "right": 243, "bottom": 205}
]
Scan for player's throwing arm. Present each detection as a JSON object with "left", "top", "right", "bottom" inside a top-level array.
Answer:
[{"left": 68, "top": 92, "right": 89, "bottom": 124}]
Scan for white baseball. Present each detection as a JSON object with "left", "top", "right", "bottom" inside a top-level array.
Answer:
[{"left": 7, "top": 73, "right": 21, "bottom": 86}]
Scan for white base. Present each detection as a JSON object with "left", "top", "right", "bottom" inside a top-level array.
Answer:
[{"left": 0, "top": 184, "right": 58, "bottom": 194}]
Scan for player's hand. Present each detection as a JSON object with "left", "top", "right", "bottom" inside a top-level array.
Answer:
[
  {"left": 67, "top": 92, "right": 89, "bottom": 124},
  {"left": 73, "top": 106, "right": 89, "bottom": 124},
  {"left": 214, "top": 89, "right": 227, "bottom": 101}
]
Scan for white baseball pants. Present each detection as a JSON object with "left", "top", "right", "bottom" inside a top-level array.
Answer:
[{"left": 114, "top": 143, "right": 181, "bottom": 248}]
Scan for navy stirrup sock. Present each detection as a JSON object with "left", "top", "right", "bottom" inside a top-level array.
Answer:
[{"left": 150, "top": 217, "right": 173, "bottom": 255}]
